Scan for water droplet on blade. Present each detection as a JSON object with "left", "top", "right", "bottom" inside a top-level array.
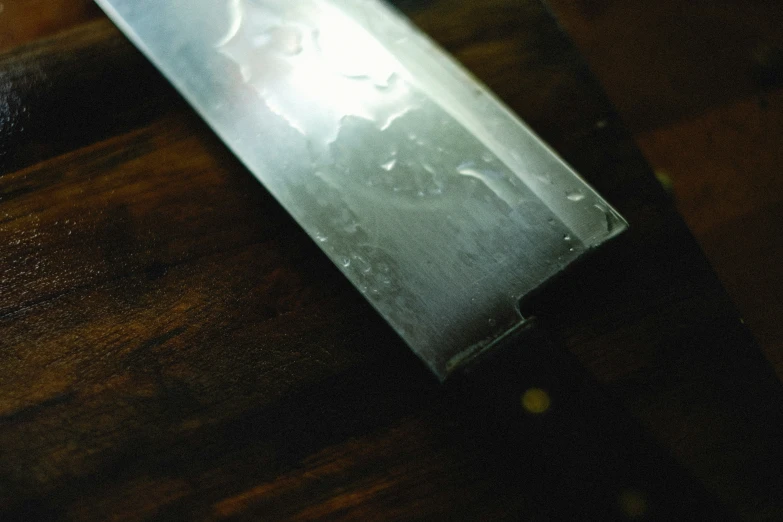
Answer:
[
  {"left": 456, "top": 162, "right": 516, "bottom": 207},
  {"left": 381, "top": 158, "right": 397, "bottom": 171},
  {"left": 566, "top": 190, "right": 585, "bottom": 202},
  {"left": 536, "top": 173, "right": 553, "bottom": 185}
]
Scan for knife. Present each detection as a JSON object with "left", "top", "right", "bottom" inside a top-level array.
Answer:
[{"left": 93, "top": 0, "right": 735, "bottom": 518}]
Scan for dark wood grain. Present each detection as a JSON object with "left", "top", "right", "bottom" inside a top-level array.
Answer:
[
  {"left": 547, "top": 0, "right": 783, "bottom": 386},
  {"left": 1, "top": 1, "right": 781, "bottom": 520},
  {"left": 0, "top": 0, "right": 101, "bottom": 53},
  {"left": 547, "top": 0, "right": 783, "bottom": 133}
]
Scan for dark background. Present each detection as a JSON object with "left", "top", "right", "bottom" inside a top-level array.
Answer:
[{"left": 547, "top": 0, "right": 783, "bottom": 379}]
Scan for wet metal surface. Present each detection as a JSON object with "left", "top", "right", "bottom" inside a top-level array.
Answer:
[{"left": 95, "top": 0, "right": 627, "bottom": 379}]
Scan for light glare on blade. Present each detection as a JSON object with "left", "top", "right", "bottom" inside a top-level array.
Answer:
[{"left": 95, "top": 0, "right": 627, "bottom": 380}]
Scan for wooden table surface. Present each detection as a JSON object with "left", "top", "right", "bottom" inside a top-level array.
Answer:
[
  {"left": 547, "top": 0, "right": 783, "bottom": 380},
  {"left": 1, "top": 1, "right": 782, "bottom": 520}
]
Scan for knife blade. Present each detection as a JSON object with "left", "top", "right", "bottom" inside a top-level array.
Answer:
[
  {"left": 88, "top": 0, "right": 743, "bottom": 518},
  {"left": 94, "top": 0, "right": 627, "bottom": 381}
]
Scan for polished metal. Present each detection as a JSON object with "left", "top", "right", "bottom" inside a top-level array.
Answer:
[{"left": 96, "top": 0, "right": 627, "bottom": 380}]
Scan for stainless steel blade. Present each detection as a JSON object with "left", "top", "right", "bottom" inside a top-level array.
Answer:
[{"left": 96, "top": 0, "right": 627, "bottom": 380}]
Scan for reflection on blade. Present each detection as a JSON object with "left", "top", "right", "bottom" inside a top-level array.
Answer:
[
  {"left": 96, "top": 0, "right": 628, "bottom": 380},
  {"left": 216, "top": 0, "right": 412, "bottom": 147}
]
